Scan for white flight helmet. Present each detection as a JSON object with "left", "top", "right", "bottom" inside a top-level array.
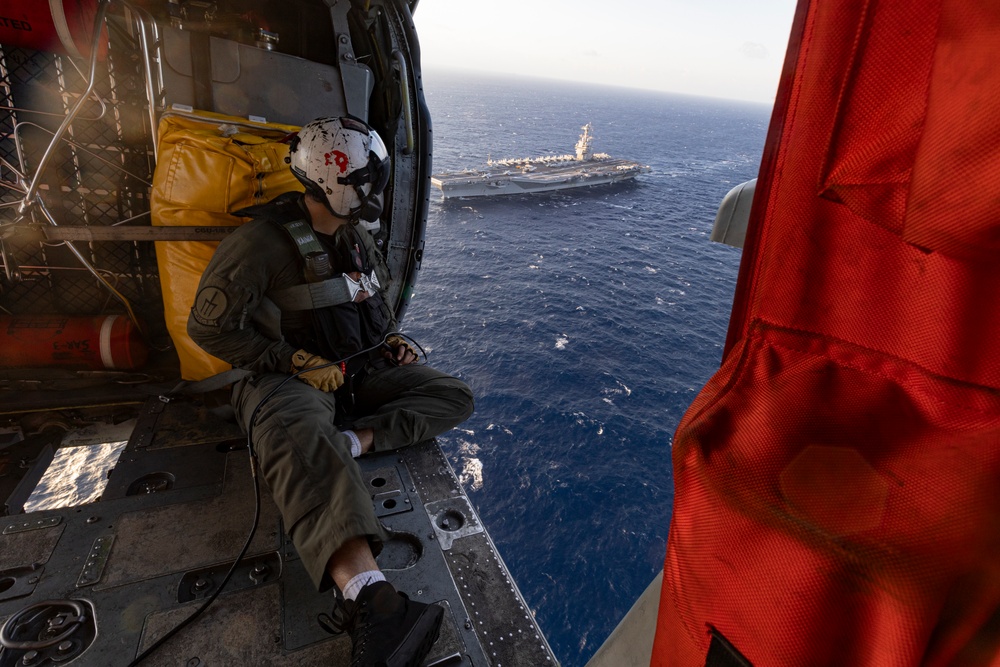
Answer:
[{"left": 288, "top": 116, "right": 390, "bottom": 222}]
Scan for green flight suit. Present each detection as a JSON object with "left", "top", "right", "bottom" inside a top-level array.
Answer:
[{"left": 187, "top": 193, "right": 474, "bottom": 589}]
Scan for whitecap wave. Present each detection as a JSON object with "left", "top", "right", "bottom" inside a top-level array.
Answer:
[
  {"left": 459, "top": 457, "right": 484, "bottom": 491},
  {"left": 486, "top": 423, "right": 513, "bottom": 436}
]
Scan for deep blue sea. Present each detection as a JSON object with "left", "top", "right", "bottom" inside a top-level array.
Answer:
[{"left": 403, "top": 70, "right": 771, "bottom": 666}]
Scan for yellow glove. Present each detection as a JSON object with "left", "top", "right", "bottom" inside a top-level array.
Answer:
[
  {"left": 384, "top": 334, "right": 418, "bottom": 365},
  {"left": 290, "top": 349, "right": 344, "bottom": 392}
]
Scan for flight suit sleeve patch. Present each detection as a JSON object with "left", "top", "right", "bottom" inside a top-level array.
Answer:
[{"left": 191, "top": 286, "right": 230, "bottom": 328}]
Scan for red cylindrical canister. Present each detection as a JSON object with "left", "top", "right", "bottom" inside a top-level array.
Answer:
[
  {"left": 0, "top": 315, "right": 148, "bottom": 370},
  {"left": 0, "top": 0, "right": 108, "bottom": 61}
]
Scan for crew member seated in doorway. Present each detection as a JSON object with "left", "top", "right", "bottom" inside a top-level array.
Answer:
[{"left": 187, "top": 116, "right": 474, "bottom": 666}]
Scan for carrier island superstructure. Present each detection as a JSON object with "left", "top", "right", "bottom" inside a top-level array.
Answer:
[{"left": 431, "top": 123, "right": 650, "bottom": 198}]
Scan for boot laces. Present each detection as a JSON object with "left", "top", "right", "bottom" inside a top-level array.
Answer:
[
  {"left": 319, "top": 599, "right": 364, "bottom": 633},
  {"left": 318, "top": 600, "right": 373, "bottom": 666}
]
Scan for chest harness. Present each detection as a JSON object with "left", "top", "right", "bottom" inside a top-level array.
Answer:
[{"left": 267, "top": 219, "right": 382, "bottom": 310}]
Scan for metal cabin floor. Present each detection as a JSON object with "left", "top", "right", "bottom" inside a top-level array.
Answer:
[{"left": 0, "top": 394, "right": 557, "bottom": 666}]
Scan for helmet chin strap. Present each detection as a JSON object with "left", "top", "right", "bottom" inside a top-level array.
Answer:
[
  {"left": 303, "top": 180, "right": 364, "bottom": 224},
  {"left": 298, "top": 181, "right": 357, "bottom": 226},
  {"left": 326, "top": 199, "right": 370, "bottom": 226},
  {"left": 327, "top": 201, "right": 363, "bottom": 225},
  {"left": 328, "top": 185, "right": 367, "bottom": 224}
]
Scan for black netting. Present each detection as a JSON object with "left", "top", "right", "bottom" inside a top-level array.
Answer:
[{"left": 0, "top": 15, "right": 164, "bottom": 337}]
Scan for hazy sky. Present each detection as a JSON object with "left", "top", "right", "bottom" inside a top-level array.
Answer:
[{"left": 412, "top": 0, "right": 798, "bottom": 104}]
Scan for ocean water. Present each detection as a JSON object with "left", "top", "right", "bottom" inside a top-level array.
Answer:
[{"left": 405, "top": 70, "right": 771, "bottom": 666}]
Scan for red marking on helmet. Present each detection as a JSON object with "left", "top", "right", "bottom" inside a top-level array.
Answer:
[{"left": 324, "top": 150, "right": 350, "bottom": 173}]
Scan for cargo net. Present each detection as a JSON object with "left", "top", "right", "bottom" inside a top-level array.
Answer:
[{"left": 0, "top": 17, "right": 165, "bottom": 339}]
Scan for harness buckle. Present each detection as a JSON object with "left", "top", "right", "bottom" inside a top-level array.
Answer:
[{"left": 343, "top": 270, "right": 381, "bottom": 300}]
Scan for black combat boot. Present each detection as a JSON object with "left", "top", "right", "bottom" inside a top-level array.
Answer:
[{"left": 320, "top": 581, "right": 444, "bottom": 667}]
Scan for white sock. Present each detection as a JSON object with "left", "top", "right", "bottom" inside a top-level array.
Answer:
[
  {"left": 343, "top": 430, "right": 362, "bottom": 458},
  {"left": 343, "top": 570, "right": 385, "bottom": 601}
]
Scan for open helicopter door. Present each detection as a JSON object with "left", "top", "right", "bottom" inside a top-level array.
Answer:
[
  {"left": 654, "top": 0, "right": 1000, "bottom": 665},
  {"left": 0, "top": 2, "right": 558, "bottom": 666}
]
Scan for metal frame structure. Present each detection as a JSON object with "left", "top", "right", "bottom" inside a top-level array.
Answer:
[{"left": 0, "top": 2, "right": 557, "bottom": 664}]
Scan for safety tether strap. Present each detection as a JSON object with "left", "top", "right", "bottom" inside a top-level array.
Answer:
[
  {"left": 166, "top": 368, "right": 253, "bottom": 396},
  {"left": 267, "top": 277, "right": 358, "bottom": 311},
  {"left": 267, "top": 219, "right": 371, "bottom": 311}
]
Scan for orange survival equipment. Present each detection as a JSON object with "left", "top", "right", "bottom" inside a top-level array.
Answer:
[
  {"left": 0, "top": 0, "right": 108, "bottom": 61},
  {"left": 0, "top": 315, "right": 147, "bottom": 371}
]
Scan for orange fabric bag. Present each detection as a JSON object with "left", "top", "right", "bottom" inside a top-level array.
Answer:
[{"left": 654, "top": 1, "right": 1000, "bottom": 664}]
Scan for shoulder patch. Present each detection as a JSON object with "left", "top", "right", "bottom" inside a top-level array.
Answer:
[{"left": 192, "top": 286, "right": 229, "bottom": 327}]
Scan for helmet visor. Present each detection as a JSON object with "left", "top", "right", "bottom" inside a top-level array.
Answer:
[{"left": 338, "top": 151, "right": 390, "bottom": 195}]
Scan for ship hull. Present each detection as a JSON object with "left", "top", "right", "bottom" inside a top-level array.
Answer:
[
  {"left": 432, "top": 158, "right": 650, "bottom": 199},
  {"left": 431, "top": 170, "right": 641, "bottom": 199}
]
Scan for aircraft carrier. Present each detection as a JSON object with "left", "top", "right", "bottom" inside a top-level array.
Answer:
[{"left": 431, "top": 124, "right": 650, "bottom": 198}]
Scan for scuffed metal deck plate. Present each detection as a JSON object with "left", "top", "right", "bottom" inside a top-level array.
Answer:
[
  {"left": 0, "top": 521, "right": 63, "bottom": 571},
  {"left": 97, "top": 453, "right": 280, "bottom": 590},
  {"left": 138, "top": 583, "right": 348, "bottom": 667},
  {"left": 0, "top": 396, "right": 557, "bottom": 665}
]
